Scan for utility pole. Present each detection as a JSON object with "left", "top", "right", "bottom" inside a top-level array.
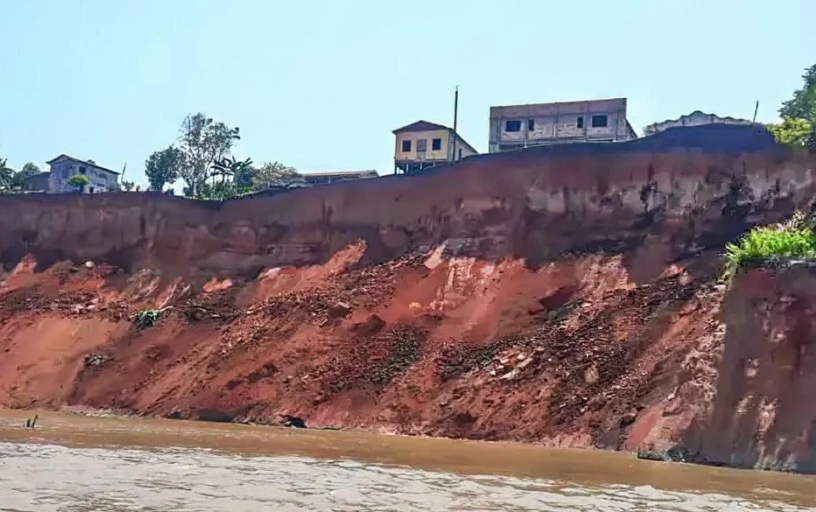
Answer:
[
  {"left": 753, "top": 100, "right": 760, "bottom": 123},
  {"left": 451, "top": 86, "right": 459, "bottom": 163}
]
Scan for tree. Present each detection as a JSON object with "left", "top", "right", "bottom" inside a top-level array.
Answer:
[
  {"left": 121, "top": 180, "right": 136, "bottom": 191},
  {"left": 178, "top": 113, "right": 240, "bottom": 198},
  {"left": 767, "top": 117, "right": 813, "bottom": 149},
  {"left": 780, "top": 64, "right": 816, "bottom": 122},
  {"left": 19, "top": 162, "right": 40, "bottom": 175},
  {"left": 212, "top": 156, "right": 253, "bottom": 185},
  {"left": 145, "top": 146, "right": 183, "bottom": 191},
  {"left": 0, "top": 164, "right": 12, "bottom": 192},
  {"left": 67, "top": 174, "right": 90, "bottom": 193},
  {"left": 234, "top": 161, "right": 256, "bottom": 188},
  {"left": 10, "top": 162, "right": 41, "bottom": 188},
  {"left": 0, "top": 166, "right": 13, "bottom": 191},
  {"left": 252, "top": 161, "right": 304, "bottom": 190}
]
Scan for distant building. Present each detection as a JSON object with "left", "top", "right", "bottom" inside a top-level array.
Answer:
[
  {"left": 19, "top": 172, "right": 51, "bottom": 192},
  {"left": 46, "top": 154, "right": 120, "bottom": 193},
  {"left": 302, "top": 170, "right": 379, "bottom": 186},
  {"left": 644, "top": 111, "right": 754, "bottom": 136},
  {"left": 488, "top": 98, "right": 637, "bottom": 153},
  {"left": 393, "top": 120, "right": 478, "bottom": 174}
]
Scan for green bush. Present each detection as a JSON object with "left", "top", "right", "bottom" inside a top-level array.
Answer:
[
  {"left": 135, "top": 309, "right": 162, "bottom": 329},
  {"left": 723, "top": 216, "right": 816, "bottom": 280}
]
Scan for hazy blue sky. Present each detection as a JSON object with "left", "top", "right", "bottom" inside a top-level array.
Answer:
[{"left": 1, "top": 0, "right": 814, "bottom": 186}]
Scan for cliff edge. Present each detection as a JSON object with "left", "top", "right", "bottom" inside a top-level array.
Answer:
[{"left": 2, "top": 125, "right": 816, "bottom": 469}]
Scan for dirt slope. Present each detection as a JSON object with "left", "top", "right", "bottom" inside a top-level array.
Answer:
[
  {"left": 0, "top": 245, "right": 723, "bottom": 450},
  {"left": 1, "top": 126, "right": 816, "bottom": 462}
]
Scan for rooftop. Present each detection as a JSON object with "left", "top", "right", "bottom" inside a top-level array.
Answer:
[
  {"left": 46, "top": 154, "right": 120, "bottom": 175},
  {"left": 392, "top": 120, "right": 450, "bottom": 134},
  {"left": 490, "top": 97, "right": 627, "bottom": 110},
  {"left": 304, "top": 170, "right": 379, "bottom": 178}
]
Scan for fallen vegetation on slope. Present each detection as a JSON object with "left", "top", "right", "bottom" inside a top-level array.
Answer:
[{"left": 723, "top": 210, "right": 816, "bottom": 281}]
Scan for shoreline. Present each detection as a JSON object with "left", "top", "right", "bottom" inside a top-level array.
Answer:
[{"left": 2, "top": 407, "right": 816, "bottom": 508}]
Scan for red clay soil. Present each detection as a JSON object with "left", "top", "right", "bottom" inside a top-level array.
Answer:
[
  {"left": 0, "top": 243, "right": 726, "bottom": 451},
  {"left": 2, "top": 133, "right": 816, "bottom": 462}
]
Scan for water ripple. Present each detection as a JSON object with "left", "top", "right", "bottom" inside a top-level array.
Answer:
[{"left": 0, "top": 442, "right": 813, "bottom": 512}]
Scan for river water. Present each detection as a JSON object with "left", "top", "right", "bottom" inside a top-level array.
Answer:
[{"left": 1, "top": 410, "right": 815, "bottom": 511}]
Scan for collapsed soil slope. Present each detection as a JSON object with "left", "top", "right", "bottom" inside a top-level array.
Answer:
[
  {"left": 0, "top": 246, "right": 723, "bottom": 450},
  {"left": 1, "top": 126, "right": 816, "bottom": 457}
]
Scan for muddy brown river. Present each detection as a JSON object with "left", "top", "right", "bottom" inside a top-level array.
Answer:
[{"left": 1, "top": 410, "right": 815, "bottom": 511}]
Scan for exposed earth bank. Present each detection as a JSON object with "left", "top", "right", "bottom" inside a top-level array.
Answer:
[{"left": 2, "top": 126, "right": 816, "bottom": 470}]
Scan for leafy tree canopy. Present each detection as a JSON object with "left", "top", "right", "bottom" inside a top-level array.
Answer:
[
  {"left": 252, "top": 161, "right": 304, "bottom": 190},
  {"left": 67, "top": 174, "right": 90, "bottom": 192},
  {"left": 780, "top": 64, "right": 816, "bottom": 122},
  {"left": 145, "top": 145, "right": 184, "bottom": 192},
  {"left": 767, "top": 117, "right": 813, "bottom": 149},
  {"left": 178, "top": 113, "right": 240, "bottom": 198}
]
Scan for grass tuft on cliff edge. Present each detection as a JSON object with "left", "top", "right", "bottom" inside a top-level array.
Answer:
[{"left": 723, "top": 211, "right": 816, "bottom": 281}]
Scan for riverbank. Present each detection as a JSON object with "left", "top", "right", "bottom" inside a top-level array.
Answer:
[
  {"left": 2, "top": 125, "right": 816, "bottom": 471},
  {"left": 3, "top": 407, "right": 816, "bottom": 510},
  {"left": 0, "top": 248, "right": 727, "bottom": 448}
]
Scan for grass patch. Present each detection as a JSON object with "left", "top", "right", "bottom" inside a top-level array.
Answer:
[{"left": 723, "top": 213, "right": 816, "bottom": 281}]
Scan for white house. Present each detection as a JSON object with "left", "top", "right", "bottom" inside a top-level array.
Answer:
[
  {"left": 46, "top": 154, "right": 120, "bottom": 193},
  {"left": 643, "top": 111, "right": 754, "bottom": 136}
]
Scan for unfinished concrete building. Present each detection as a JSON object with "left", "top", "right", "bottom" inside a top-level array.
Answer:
[{"left": 488, "top": 98, "right": 637, "bottom": 153}]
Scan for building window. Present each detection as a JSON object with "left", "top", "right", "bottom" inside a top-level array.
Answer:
[
  {"left": 402, "top": 140, "right": 411, "bottom": 152},
  {"left": 432, "top": 138, "right": 442, "bottom": 151},
  {"left": 528, "top": 119, "right": 535, "bottom": 131},
  {"left": 505, "top": 120, "right": 522, "bottom": 132},
  {"left": 591, "top": 115, "right": 608, "bottom": 128},
  {"left": 577, "top": 116, "right": 584, "bottom": 129},
  {"left": 79, "top": 166, "right": 87, "bottom": 175}
]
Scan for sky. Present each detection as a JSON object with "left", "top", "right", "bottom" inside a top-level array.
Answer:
[{"left": 1, "top": 0, "right": 814, "bottom": 187}]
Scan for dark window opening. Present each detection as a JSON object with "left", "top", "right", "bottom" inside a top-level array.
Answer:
[
  {"left": 458, "top": 148, "right": 463, "bottom": 159},
  {"left": 79, "top": 166, "right": 87, "bottom": 175},
  {"left": 89, "top": 186, "right": 95, "bottom": 194},
  {"left": 432, "top": 138, "right": 442, "bottom": 151},
  {"left": 591, "top": 115, "right": 608, "bottom": 128},
  {"left": 577, "top": 116, "right": 584, "bottom": 129},
  {"left": 402, "top": 140, "right": 411, "bottom": 152},
  {"left": 505, "top": 120, "right": 522, "bottom": 132},
  {"left": 528, "top": 119, "right": 535, "bottom": 131}
]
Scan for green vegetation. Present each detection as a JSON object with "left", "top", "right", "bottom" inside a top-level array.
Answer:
[
  {"left": 723, "top": 214, "right": 816, "bottom": 280},
  {"left": 144, "top": 145, "right": 183, "bottom": 192},
  {"left": 767, "top": 117, "right": 813, "bottom": 149},
  {"left": 67, "top": 174, "right": 90, "bottom": 193},
  {"left": 780, "top": 64, "right": 816, "bottom": 121},
  {"left": 723, "top": 63, "right": 816, "bottom": 280},
  {"left": 767, "top": 63, "right": 816, "bottom": 150},
  {"left": 135, "top": 309, "right": 162, "bottom": 329},
  {"left": 143, "top": 113, "right": 304, "bottom": 199}
]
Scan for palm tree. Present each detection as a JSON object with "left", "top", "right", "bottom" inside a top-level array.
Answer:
[
  {"left": 211, "top": 156, "right": 253, "bottom": 185},
  {"left": 0, "top": 157, "right": 14, "bottom": 192}
]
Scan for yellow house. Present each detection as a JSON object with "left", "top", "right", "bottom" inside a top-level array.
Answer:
[{"left": 393, "top": 120, "right": 478, "bottom": 174}]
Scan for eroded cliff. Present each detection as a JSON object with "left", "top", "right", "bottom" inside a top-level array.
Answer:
[
  {"left": 680, "top": 262, "right": 816, "bottom": 472},
  {"left": 1, "top": 126, "right": 816, "bottom": 464}
]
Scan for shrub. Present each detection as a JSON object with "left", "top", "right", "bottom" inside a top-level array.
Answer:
[
  {"left": 135, "top": 309, "right": 162, "bottom": 329},
  {"left": 67, "top": 174, "right": 90, "bottom": 192},
  {"left": 723, "top": 215, "right": 816, "bottom": 281}
]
